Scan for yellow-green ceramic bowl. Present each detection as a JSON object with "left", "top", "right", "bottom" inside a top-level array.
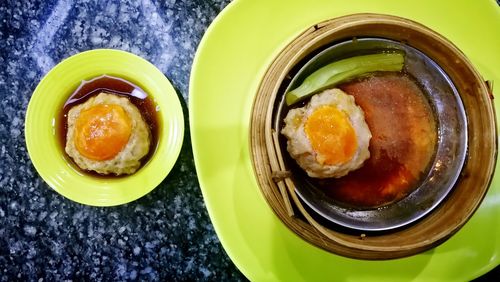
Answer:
[{"left": 25, "top": 49, "right": 184, "bottom": 206}]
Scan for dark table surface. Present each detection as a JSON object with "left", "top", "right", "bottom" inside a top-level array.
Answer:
[{"left": 0, "top": 0, "right": 498, "bottom": 281}]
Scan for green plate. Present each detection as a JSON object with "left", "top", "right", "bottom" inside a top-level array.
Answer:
[
  {"left": 26, "top": 49, "right": 184, "bottom": 206},
  {"left": 190, "top": 0, "right": 499, "bottom": 280}
]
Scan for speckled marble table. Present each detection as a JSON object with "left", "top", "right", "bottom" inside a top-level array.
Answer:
[
  {"left": 0, "top": 0, "right": 498, "bottom": 281},
  {"left": 0, "top": 0, "right": 246, "bottom": 280}
]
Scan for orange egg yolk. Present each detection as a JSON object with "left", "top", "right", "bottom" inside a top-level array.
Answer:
[
  {"left": 305, "top": 105, "right": 357, "bottom": 165},
  {"left": 74, "top": 104, "right": 132, "bottom": 161}
]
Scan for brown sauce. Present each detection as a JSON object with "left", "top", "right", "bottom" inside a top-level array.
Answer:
[
  {"left": 313, "top": 73, "right": 437, "bottom": 208},
  {"left": 57, "top": 75, "right": 159, "bottom": 177}
]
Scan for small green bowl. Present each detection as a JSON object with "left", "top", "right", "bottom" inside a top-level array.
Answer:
[{"left": 25, "top": 49, "right": 184, "bottom": 206}]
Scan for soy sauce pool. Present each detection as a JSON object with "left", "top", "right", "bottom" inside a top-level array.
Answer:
[{"left": 57, "top": 75, "right": 160, "bottom": 177}]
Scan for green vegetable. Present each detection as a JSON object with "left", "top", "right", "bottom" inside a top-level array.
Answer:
[{"left": 285, "top": 52, "right": 405, "bottom": 106}]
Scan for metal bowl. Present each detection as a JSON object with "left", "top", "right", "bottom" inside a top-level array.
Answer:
[{"left": 273, "top": 38, "right": 467, "bottom": 231}]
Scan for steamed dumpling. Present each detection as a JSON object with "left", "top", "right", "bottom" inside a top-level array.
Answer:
[
  {"left": 281, "top": 88, "right": 371, "bottom": 178},
  {"left": 65, "top": 92, "right": 150, "bottom": 175}
]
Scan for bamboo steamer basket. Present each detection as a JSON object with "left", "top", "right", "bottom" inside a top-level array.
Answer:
[{"left": 250, "top": 14, "right": 496, "bottom": 259}]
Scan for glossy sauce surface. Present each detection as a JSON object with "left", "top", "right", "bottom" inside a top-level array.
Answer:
[
  {"left": 314, "top": 73, "right": 437, "bottom": 208},
  {"left": 58, "top": 75, "right": 159, "bottom": 176}
]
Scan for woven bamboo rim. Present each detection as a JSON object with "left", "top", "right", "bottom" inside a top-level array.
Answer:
[{"left": 250, "top": 14, "right": 497, "bottom": 260}]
